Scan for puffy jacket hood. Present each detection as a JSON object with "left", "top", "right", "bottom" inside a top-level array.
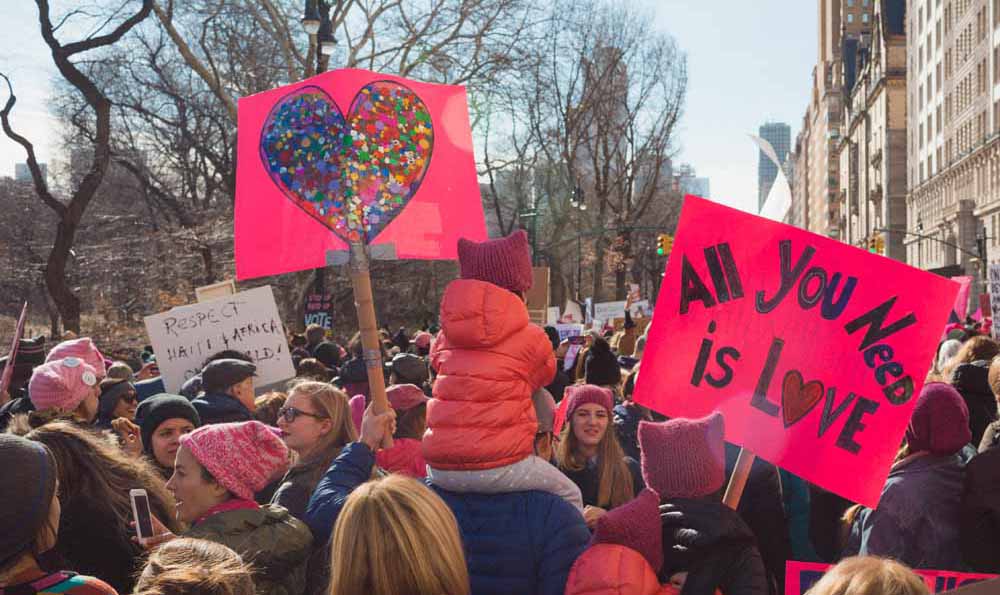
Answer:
[
  {"left": 186, "top": 504, "right": 312, "bottom": 582},
  {"left": 424, "top": 279, "right": 556, "bottom": 471},
  {"left": 438, "top": 279, "right": 529, "bottom": 349},
  {"left": 951, "top": 360, "right": 1000, "bottom": 446},
  {"left": 952, "top": 361, "right": 991, "bottom": 395},
  {"left": 565, "top": 543, "right": 673, "bottom": 595},
  {"left": 376, "top": 437, "right": 427, "bottom": 478}
]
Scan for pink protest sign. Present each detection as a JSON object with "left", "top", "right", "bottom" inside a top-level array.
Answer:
[
  {"left": 785, "top": 561, "right": 997, "bottom": 594},
  {"left": 235, "top": 68, "right": 487, "bottom": 280},
  {"left": 634, "top": 196, "right": 959, "bottom": 507}
]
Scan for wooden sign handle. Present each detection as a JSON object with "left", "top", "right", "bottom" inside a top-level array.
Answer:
[
  {"left": 348, "top": 243, "right": 393, "bottom": 447},
  {"left": 723, "top": 447, "right": 755, "bottom": 510}
]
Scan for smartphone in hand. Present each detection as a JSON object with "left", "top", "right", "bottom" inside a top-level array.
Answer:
[{"left": 130, "top": 489, "right": 154, "bottom": 545}]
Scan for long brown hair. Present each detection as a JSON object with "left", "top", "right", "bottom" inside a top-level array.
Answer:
[
  {"left": 24, "top": 421, "right": 181, "bottom": 535},
  {"left": 287, "top": 381, "right": 357, "bottom": 468},
  {"left": 943, "top": 335, "right": 1000, "bottom": 381},
  {"left": 804, "top": 556, "right": 929, "bottom": 595},
  {"left": 556, "top": 409, "right": 635, "bottom": 508},
  {"left": 134, "top": 538, "right": 255, "bottom": 595},
  {"left": 329, "top": 474, "right": 469, "bottom": 595}
]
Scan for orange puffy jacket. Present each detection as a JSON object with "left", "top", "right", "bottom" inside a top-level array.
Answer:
[
  {"left": 564, "top": 544, "right": 676, "bottom": 595},
  {"left": 423, "top": 279, "right": 556, "bottom": 470}
]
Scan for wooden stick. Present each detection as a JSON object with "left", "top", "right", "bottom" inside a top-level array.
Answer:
[
  {"left": 723, "top": 446, "right": 755, "bottom": 510},
  {"left": 347, "top": 243, "right": 389, "bottom": 415}
]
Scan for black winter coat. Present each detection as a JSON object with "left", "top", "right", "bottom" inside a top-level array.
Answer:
[
  {"left": 725, "top": 442, "right": 790, "bottom": 595},
  {"left": 961, "top": 421, "right": 1000, "bottom": 572},
  {"left": 951, "top": 361, "right": 999, "bottom": 447},
  {"left": 560, "top": 455, "right": 645, "bottom": 510},
  {"left": 191, "top": 391, "right": 253, "bottom": 425},
  {"left": 659, "top": 499, "right": 768, "bottom": 595}
]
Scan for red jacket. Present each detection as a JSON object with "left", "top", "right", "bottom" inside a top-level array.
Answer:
[
  {"left": 565, "top": 544, "right": 676, "bottom": 595},
  {"left": 376, "top": 438, "right": 427, "bottom": 478},
  {"left": 423, "top": 279, "right": 556, "bottom": 470}
]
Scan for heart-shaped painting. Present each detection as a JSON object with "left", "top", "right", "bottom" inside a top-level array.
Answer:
[
  {"left": 259, "top": 81, "right": 433, "bottom": 245},
  {"left": 781, "top": 370, "right": 824, "bottom": 428}
]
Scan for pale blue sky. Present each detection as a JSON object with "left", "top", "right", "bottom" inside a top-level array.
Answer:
[{"left": 1, "top": 2, "right": 817, "bottom": 214}]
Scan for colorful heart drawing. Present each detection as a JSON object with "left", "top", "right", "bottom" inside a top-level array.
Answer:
[
  {"left": 781, "top": 370, "right": 824, "bottom": 428},
  {"left": 259, "top": 81, "right": 434, "bottom": 245}
]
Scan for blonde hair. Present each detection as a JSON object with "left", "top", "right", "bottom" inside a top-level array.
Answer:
[
  {"left": 805, "top": 556, "right": 929, "bottom": 595},
  {"left": 287, "top": 381, "right": 357, "bottom": 465},
  {"left": 556, "top": 408, "right": 635, "bottom": 508},
  {"left": 329, "top": 475, "right": 470, "bottom": 595},
  {"left": 942, "top": 336, "right": 999, "bottom": 381},
  {"left": 134, "top": 537, "right": 255, "bottom": 595}
]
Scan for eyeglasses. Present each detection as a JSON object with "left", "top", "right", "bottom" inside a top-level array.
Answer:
[{"left": 278, "top": 406, "right": 328, "bottom": 423}]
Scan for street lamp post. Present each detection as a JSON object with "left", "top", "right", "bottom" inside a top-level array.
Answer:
[{"left": 570, "top": 185, "right": 587, "bottom": 300}]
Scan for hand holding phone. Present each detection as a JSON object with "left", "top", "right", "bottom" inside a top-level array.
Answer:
[{"left": 130, "top": 489, "right": 154, "bottom": 545}]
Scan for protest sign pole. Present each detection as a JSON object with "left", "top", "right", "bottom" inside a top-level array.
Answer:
[
  {"left": 722, "top": 447, "right": 755, "bottom": 510},
  {"left": 0, "top": 302, "right": 29, "bottom": 404},
  {"left": 348, "top": 242, "right": 390, "bottom": 415}
]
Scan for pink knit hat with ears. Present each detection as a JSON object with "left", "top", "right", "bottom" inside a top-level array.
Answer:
[
  {"left": 457, "top": 230, "right": 534, "bottom": 293},
  {"left": 28, "top": 358, "right": 100, "bottom": 412},
  {"left": 45, "top": 338, "right": 106, "bottom": 379},
  {"left": 591, "top": 488, "right": 663, "bottom": 573},
  {"left": 638, "top": 412, "right": 726, "bottom": 500},
  {"left": 180, "top": 421, "right": 290, "bottom": 500}
]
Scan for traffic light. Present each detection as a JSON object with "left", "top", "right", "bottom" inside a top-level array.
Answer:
[
  {"left": 874, "top": 233, "right": 885, "bottom": 255},
  {"left": 866, "top": 236, "right": 876, "bottom": 253},
  {"left": 656, "top": 234, "right": 673, "bottom": 256}
]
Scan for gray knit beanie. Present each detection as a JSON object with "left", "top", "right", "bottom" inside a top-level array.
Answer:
[{"left": 0, "top": 433, "right": 57, "bottom": 568}]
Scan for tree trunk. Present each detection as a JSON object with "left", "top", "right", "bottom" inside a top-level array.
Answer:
[
  {"left": 45, "top": 219, "right": 81, "bottom": 333},
  {"left": 591, "top": 237, "right": 606, "bottom": 302}
]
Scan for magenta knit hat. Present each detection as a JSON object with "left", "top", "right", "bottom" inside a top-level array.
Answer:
[
  {"left": 180, "top": 421, "right": 289, "bottom": 500},
  {"left": 905, "top": 382, "right": 972, "bottom": 455},
  {"left": 592, "top": 487, "right": 663, "bottom": 572},
  {"left": 457, "top": 230, "right": 533, "bottom": 293},
  {"left": 387, "top": 384, "right": 429, "bottom": 411},
  {"left": 28, "top": 357, "right": 100, "bottom": 412},
  {"left": 638, "top": 412, "right": 726, "bottom": 500},
  {"left": 564, "top": 384, "right": 614, "bottom": 421},
  {"left": 45, "top": 338, "right": 106, "bottom": 379}
]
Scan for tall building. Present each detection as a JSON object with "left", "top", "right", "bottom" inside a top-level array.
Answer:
[
  {"left": 675, "top": 163, "right": 710, "bottom": 198},
  {"left": 14, "top": 162, "right": 46, "bottom": 185},
  {"left": 906, "top": 0, "right": 1000, "bottom": 281},
  {"left": 792, "top": 0, "right": 876, "bottom": 238},
  {"left": 838, "top": 0, "right": 908, "bottom": 261},
  {"left": 758, "top": 122, "right": 791, "bottom": 209}
]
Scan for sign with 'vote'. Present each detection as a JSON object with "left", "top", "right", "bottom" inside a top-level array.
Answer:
[{"left": 634, "top": 196, "right": 959, "bottom": 507}]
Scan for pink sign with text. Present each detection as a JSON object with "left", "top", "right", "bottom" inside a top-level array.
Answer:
[
  {"left": 634, "top": 196, "right": 959, "bottom": 507},
  {"left": 785, "top": 561, "right": 997, "bottom": 594},
  {"left": 235, "top": 68, "right": 487, "bottom": 280}
]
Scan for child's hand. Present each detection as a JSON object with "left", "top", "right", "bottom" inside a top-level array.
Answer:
[{"left": 583, "top": 505, "right": 607, "bottom": 529}]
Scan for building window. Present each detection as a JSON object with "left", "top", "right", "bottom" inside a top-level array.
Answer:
[
  {"left": 848, "top": 13, "right": 855, "bottom": 24},
  {"left": 848, "top": 0, "right": 855, "bottom": 5},
  {"left": 863, "top": 13, "right": 870, "bottom": 23}
]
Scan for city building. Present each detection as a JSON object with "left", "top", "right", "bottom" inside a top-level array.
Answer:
[
  {"left": 906, "top": 0, "right": 1000, "bottom": 280},
  {"left": 675, "top": 163, "right": 710, "bottom": 197},
  {"left": 838, "top": 0, "right": 908, "bottom": 261},
  {"left": 758, "top": 122, "right": 791, "bottom": 210},
  {"left": 792, "top": 0, "right": 876, "bottom": 238},
  {"left": 14, "top": 162, "right": 46, "bottom": 185}
]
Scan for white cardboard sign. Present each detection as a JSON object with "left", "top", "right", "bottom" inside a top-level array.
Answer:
[{"left": 145, "top": 286, "right": 295, "bottom": 393}]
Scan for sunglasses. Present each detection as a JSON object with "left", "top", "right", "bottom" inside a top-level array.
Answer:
[{"left": 278, "top": 406, "right": 328, "bottom": 423}]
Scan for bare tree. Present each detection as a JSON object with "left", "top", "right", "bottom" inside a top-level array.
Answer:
[
  {"left": 0, "top": 0, "right": 153, "bottom": 333},
  {"left": 481, "top": 0, "right": 686, "bottom": 303}
]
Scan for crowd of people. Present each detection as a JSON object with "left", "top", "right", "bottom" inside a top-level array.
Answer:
[{"left": 0, "top": 228, "right": 997, "bottom": 595}]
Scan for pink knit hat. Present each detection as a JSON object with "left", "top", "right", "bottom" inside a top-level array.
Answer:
[
  {"left": 28, "top": 358, "right": 100, "bottom": 412},
  {"left": 413, "top": 331, "right": 433, "bottom": 351},
  {"left": 457, "top": 230, "right": 533, "bottom": 293},
  {"left": 180, "top": 421, "right": 290, "bottom": 500},
  {"left": 387, "top": 384, "right": 429, "bottom": 411},
  {"left": 638, "top": 412, "right": 726, "bottom": 500},
  {"left": 564, "top": 384, "right": 614, "bottom": 420},
  {"left": 905, "top": 383, "right": 971, "bottom": 455},
  {"left": 45, "top": 338, "right": 106, "bottom": 379},
  {"left": 592, "top": 487, "right": 663, "bottom": 573}
]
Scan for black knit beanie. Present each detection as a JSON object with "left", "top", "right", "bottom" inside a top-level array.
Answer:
[
  {"left": 135, "top": 393, "right": 201, "bottom": 455},
  {"left": 0, "top": 433, "right": 57, "bottom": 568},
  {"left": 98, "top": 378, "right": 135, "bottom": 424},
  {"left": 585, "top": 338, "right": 622, "bottom": 387}
]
